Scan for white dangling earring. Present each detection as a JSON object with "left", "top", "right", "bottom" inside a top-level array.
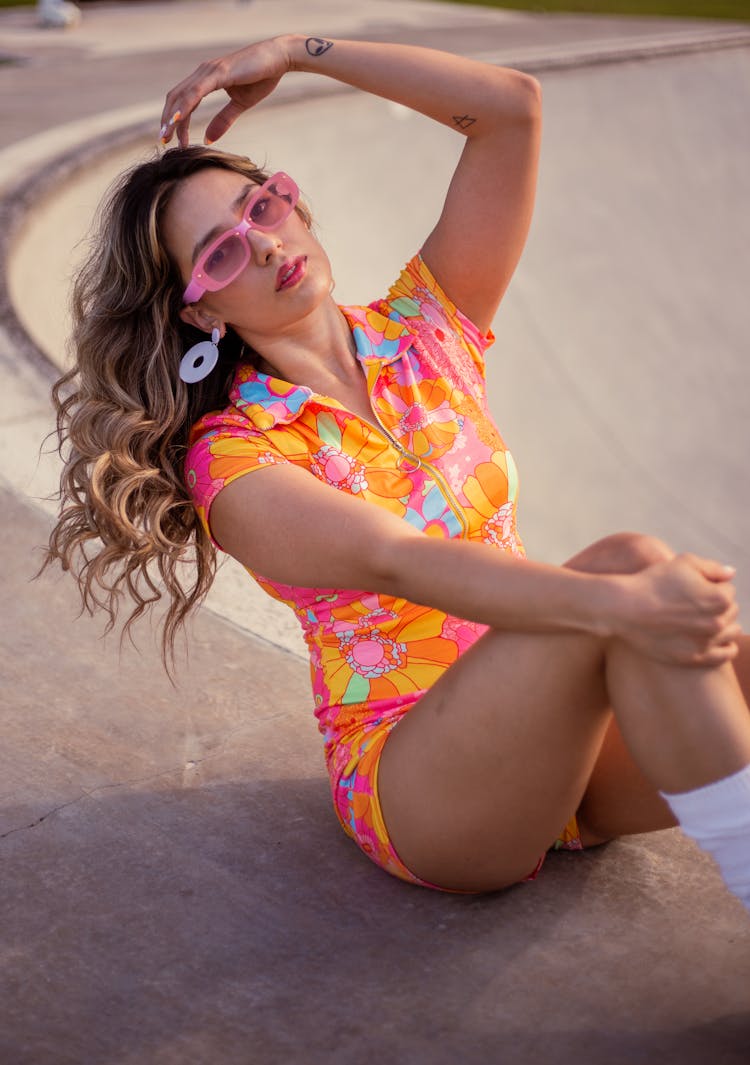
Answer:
[{"left": 179, "top": 327, "right": 220, "bottom": 384}]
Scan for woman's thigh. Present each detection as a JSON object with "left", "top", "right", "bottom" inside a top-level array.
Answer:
[{"left": 377, "top": 623, "right": 612, "bottom": 892}]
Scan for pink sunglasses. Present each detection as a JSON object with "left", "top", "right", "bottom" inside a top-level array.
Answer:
[{"left": 182, "top": 172, "right": 300, "bottom": 304}]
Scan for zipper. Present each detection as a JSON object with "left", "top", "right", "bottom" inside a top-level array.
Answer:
[{"left": 363, "top": 362, "right": 469, "bottom": 538}]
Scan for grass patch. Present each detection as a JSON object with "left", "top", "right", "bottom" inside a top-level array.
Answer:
[
  {"left": 428, "top": 0, "right": 750, "bottom": 19},
  {"left": 2, "top": 0, "right": 748, "bottom": 14}
]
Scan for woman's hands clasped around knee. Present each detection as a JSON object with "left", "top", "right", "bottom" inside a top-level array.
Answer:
[{"left": 612, "top": 553, "right": 742, "bottom": 668}]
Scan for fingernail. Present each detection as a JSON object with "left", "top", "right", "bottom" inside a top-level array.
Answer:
[
  {"left": 159, "top": 124, "right": 168, "bottom": 140},
  {"left": 204, "top": 136, "right": 214, "bottom": 146},
  {"left": 169, "top": 110, "right": 182, "bottom": 126},
  {"left": 723, "top": 565, "right": 736, "bottom": 574}
]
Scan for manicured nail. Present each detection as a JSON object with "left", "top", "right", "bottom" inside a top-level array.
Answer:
[
  {"left": 169, "top": 110, "right": 182, "bottom": 126},
  {"left": 159, "top": 124, "right": 168, "bottom": 140},
  {"left": 204, "top": 136, "right": 214, "bottom": 146}
]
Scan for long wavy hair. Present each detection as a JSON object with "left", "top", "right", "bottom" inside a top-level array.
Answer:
[{"left": 44, "top": 145, "right": 312, "bottom": 669}]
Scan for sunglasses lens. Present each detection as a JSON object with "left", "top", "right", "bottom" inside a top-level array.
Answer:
[
  {"left": 203, "top": 232, "right": 248, "bottom": 283},
  {"left": 246, "top": 176, "right": 298, "bottom": 230}
]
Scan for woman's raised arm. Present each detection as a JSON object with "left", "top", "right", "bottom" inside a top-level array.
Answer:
[{"left": 160, "top": 34, "right": 542, "bottom": 330}]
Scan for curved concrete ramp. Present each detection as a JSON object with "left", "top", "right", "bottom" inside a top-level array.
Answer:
[{"left": 9, "top": 45, "right": 750, "bottom": 641}]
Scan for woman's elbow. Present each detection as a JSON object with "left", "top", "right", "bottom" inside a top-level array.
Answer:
[
  {"left": 515, "top": 72, "right": 542, "bottom": 122},
  {"left": 495, "top": 69, "right": 542, "bottom": 124}
]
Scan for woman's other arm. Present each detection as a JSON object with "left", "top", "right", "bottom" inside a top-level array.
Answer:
[
  {"left": 210, "top": 464, "right": 740, "bottom": 670},
  {"left": 161, "top": 35, "right": 541, "bottom": 331}
]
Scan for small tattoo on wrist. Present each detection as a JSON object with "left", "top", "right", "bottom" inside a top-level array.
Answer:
[
  {"left": 306, "top": 37, "right": 333, "bottom": 57},
  {"left": 452, "top": 114, "right": 476, "bottom": 130}
]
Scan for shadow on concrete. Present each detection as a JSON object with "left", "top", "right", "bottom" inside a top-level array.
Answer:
[
  {"left": 2, "top": 771, "right": 748, "bottom": 1063},
  {"left": 4, "top": 484, "right": 748, "bottom": 1062}
]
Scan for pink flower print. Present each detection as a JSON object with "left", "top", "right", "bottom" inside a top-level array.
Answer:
[
  {"left": 185, "top": 464, "right": 223, "bottom": 499},
  {"left": 357, "top": 600, "right": 399, "bottom": 629},
  {"left": 358, "top": 592, "right": 381, "bottom": 613},
  {"left": 441, "top": 615, "right": 488, "bottom": 651},
  {"left": 185, "top": 437, "right": 225, "bottom": 501},
  {"left": 396, "top": 403, "right": 429, "bottom": 439},
  {"left": 390, "top": 351, "right": 425, "bottom": 388},
  {"left": 264, "top": 400, "right": 294, "bottom": 424},
  {"left": 410, "top": 309, "right": 474, "bottom": 391},
  {"left": 337, "top": 630, "right": 407, "bottom": 679},
  {"left": 311, "top": 445, "right": 369, "bottom": 494},
  {"left": 420, "top": 295, "right": 449, "bottom": 328}
]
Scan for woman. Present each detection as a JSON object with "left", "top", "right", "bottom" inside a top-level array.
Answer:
[{"left": 48, "top": 34, "right": 750, "bottom": 903}]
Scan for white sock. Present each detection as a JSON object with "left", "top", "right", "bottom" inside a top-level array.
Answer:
[{"left": 660, "top": 763, "right": 750, "bottom": 913}]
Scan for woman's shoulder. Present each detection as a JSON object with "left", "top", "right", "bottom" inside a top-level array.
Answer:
[
  {"left": 380, "top": 252, "right": 495, "bottom": 381},
  {"left": 187, "top": 401, "right": 258, "bottom": 449}
]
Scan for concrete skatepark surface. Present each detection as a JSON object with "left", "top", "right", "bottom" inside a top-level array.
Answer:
[{"left": 1, "top": 2, "right": 749, "bottom": 1062}]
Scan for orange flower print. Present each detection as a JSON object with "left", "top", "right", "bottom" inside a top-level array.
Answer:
[
  {"left": 204, "top": 434, "right": 286, "bottom": 486},
  {"left": 378, "top": 379, "right": 463, "bottom": 460},
  {"left": 463, "top": 452, "right": 525, "bottom": 557},
  {"left": 310, "top": 411, "right": 413, "bottom": 514},
  {"left": 321, "top": 602, "right": 458, "bottom": 707}
]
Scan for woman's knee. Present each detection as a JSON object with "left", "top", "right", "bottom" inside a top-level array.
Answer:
[{"left": 564, "top": 532, "right": 674, "bottom": 576}]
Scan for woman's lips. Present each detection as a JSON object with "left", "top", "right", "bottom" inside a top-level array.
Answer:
[{"left": 276, "top": 256, "right": 307, "bottom": 291}]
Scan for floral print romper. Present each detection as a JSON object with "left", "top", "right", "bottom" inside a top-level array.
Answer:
[{"left": 185, "top": 253, "right": 582, "bottom": 889}]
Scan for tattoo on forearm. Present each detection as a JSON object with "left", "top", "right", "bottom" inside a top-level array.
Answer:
[
  {"left": 306, "top": 37, "right": 333, "bottom": 57},
  {"left": 452, "top": 114, "right": 477, "bottom": 130}
]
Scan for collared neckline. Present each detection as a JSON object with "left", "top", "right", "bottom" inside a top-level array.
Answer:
[
  {"left": 340, "top": 303, "right": 414, "bottom": 366},
  {"left": 229, "top": 301, "right": 414, "bottom": 429}
]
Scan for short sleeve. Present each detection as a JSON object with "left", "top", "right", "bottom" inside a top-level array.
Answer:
[
  {"left": 385, "top": 253, "right": 495, "bottom": 379},
  {"left": 185, "top": 411, "right": 289, "bottom": 549}
]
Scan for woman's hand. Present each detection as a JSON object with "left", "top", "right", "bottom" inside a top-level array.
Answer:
[
  {"left": 612, "top": 554, "right": 742, "bottom": 668},
  {"left": 159, "top": 36, "right": 294, "bottom": 148}
]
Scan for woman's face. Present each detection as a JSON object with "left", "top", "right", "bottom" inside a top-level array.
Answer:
[{"left": 163, "top": 166, "right": 332, "bottom": 339}]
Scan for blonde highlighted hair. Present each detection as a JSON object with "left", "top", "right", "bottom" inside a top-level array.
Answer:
[{"left": 44, "top": 146, "right": 312, "bottom": 667}]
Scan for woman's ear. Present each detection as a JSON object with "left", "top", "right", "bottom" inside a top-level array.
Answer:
[{"left": 179, "top": 304, "right": 221, "bottom": 334}]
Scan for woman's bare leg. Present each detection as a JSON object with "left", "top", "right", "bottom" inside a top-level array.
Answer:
[
  {"left": 567, "top": 533, "right": 679, "bottom": 843},
  {"left": 573, "top": 546, "right": 750, "bottom": 843},
  {"left": 378, "top": 623, "right": 612, "bottom": 888},
  {"left": 377, "top": 533, "right": 750, "bottom": 891}
]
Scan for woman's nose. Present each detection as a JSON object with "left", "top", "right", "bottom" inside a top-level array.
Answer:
[{"left": 246, "top": 227, "right": 281, "bottom": 263}]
